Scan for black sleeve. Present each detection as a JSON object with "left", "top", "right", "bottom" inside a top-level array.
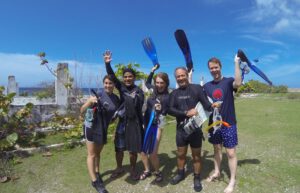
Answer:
[
  {"left": 105, "top": 62, "right": 122, "bottom": 91},
  {"left": 168, "top": 91, "right": 187, "bottom": 118},
  {"left": 161, "top": 94, "right": 169, "bottom": 115},
  {"left": 198, "top": 86, "right": 213, "bottom": 112},
  {"left": 145, "top": 71, "right": 155, "bottom": 90}
]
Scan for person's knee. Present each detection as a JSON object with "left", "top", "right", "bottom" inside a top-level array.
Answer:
[
  {"left": 177, "top": 152, "right": 186, "bottom": 160},
  {"left": 130, "top": 152, "right": 137, "bottom": 158},
  {"left": 88, "top": 152, "right": 96, "bottom": 159},
  {"left": 191, "top": 149, "right": 201, "bottom": 161},
  {"left": 226, "top": 149, "right": 236, "bottom": 159},
  {"left": 150, "top": 153, "right": 158, "bottom": 161}
]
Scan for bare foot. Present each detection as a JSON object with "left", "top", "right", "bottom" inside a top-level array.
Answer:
[
  {"left": 206, "top": 172, "right": 220, "bottom": 182},
  {"left": 224, "top": 181, "right": 235, "bottom": 193}
]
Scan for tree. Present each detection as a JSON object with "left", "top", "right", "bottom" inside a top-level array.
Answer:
[{"left": 114, "top": 63, "right": 147, "bottom": 81}]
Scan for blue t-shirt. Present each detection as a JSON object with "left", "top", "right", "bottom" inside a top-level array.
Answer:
[{"left": 204, "top": 77, "right": 236, "bottom": 125}]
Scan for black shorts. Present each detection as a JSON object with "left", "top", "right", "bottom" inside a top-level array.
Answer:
[
  {"left": 176, "top": 125, "right": 203, "bottom": 148},
  {"left": 83, "top": 119, "right": 107, "bottom": 145},
  {"left": 83, "top": 124, "right": 94, "bottom": 142}
]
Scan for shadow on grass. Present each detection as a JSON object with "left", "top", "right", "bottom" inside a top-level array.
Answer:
[
  {"left": 220, "top": 153, "right": 261, "bottom": 181},
  {"left": 149, "top": 152, "right": 177, "bottom": 187}
]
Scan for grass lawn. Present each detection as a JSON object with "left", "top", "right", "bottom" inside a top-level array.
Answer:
[{"left": 1, "top": 96, "right": 300, "bottom": 193}]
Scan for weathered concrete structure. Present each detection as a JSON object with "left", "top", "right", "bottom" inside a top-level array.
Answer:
[
  {"left": 55, "top": 63, "right": 69, "bottom": 106},
  {"left": 7, "top": 75, "right": 19, "bottom": 96}
]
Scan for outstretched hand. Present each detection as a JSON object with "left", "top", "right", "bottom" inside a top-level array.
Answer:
[
  {"left": 151, "top": 64, "right": 160, "bottom": 72},
  {"left": 103, "top": 50, "right": 112, "bottom": 63},
  {"left": 234, "top": 54, "right": 241, "bottom": 64}
]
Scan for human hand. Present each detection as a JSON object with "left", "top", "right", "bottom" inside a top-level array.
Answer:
[
  {"left": 103, "top": 50, "right": 112, "bottom": 63},
  {"left": 88, "top": 96, "right": 98, "bottom": 106},
  {"left": 234, "top": 54, "right": 241, "bottom": 64},
  {"left": 186, "top": 108, "right": 198, "bottom": 117},
  {"left": 151, "top": 64, "right": 160, "bottom": 72},
  {"left": 212, "top": 101, "right": 222, "bottom": 109},
  {"left": 154, "top": 103, "right": 161, "bottom": 111}
]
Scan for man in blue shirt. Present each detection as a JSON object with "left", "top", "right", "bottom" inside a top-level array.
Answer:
[{"left": 204, "top": 56, "right": 242, "bottom": 193}]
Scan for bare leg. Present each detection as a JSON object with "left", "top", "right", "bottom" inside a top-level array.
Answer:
[
  {"left": 140, "top": 152, "right": 150, "bottom": 172},
  {"left": 94, "top": 144, "right": 104, "bottom": 173},
  {"left": 116, "top": 150, "right": 124, "bottom": 170},
  {"left": 177, "top": 146, "right": 188, "bottom": 170},
  {"left": 224, "top": 147, "right": 237, "bottom": 193},
  {"left": 170, "top": 146, "right": 187, "bottom": 185},
  {"left": 129, "top": 152, "right": 139, "bottom": 180},
  {"left": 110, "top": 150, "right": 124, "bottom": 178},
  {"left": 191, "top": 147, "right": 201, "bottom": 175},
  {"left": 149, "top": 128, "right": 162, "bottom": 172},
  {"left": 207, "top": 144, "right": 222, "bottom": 182},
  {"left": 86, "top": 142, "right": 97, "bottom": 181}
]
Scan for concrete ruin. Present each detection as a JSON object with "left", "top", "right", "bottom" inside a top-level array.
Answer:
[
  {"left": 7, "top": 75, "right": 19, "bottom": 96},
  {"left": 6, "top": 63, "right": 77, "bottom": 123}
]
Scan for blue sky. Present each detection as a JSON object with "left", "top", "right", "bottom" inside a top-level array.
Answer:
[{"left": 0, "top": 0, "right": 299, "bottom": 88}]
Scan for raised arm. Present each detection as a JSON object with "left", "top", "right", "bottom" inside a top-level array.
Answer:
[
  {"left": 233, "top": 54, "right": 242, "bottom": 88},
  {"left": 146, "top": 65, "right": 159, "bottom": 89},
  {"left": 103, "top": 50, "right": 122, "bottom": 90}
]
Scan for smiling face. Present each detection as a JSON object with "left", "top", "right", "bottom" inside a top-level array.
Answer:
[
  {"left": 175, "top": 68, "right": 189, "bottom": 88},
  {"left": 155, "top": 76, "right": 167, "bottom": 93},
  {"left": 103, "top": 77, "right": 115, "bottom": 94},
  {"left": 123, "top": 72, "right": 135, "bottom": 87},
  {"left": 208, "top": 61, "right": 222, "bottom": 81}
]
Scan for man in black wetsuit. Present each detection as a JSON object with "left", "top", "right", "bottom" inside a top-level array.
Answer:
[
  {"left": 103, "top": 50, "right": 144, "bottom": 181},
  {"left": 169, "top": 67, "right": 219, "bottom": 192}
]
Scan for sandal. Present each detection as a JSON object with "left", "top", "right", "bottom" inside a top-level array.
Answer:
[
  {"left": 110, "top": 168, "right": 125, "bottom": 179},
  {"left": 206, "top": 173, "right": 220, "bottom": 182},
  {"left": 139, "top": 171, "right": 151, "bottom": 180},
  {"left": 130, "top": 171, "right": 140, "bottom": 181},
  {"left": 153, "top": 171, "right": 163, "bottom": 182}
]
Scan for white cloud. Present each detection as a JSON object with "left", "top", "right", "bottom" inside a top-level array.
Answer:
[
  {"left": 239, "top": 34, "right": 286, "bottom": 46},
  {"left": 268, "top": 64, "right": 300, "bottom": 78},
  {"left": 245, "top": 0, "right": 300, "bottom": 36},
  {"left": 259, "top": 54, "right": 280, "bottom": 64},
  {"left": 0, "top": 52, "right": 105, "bottom": 88}
]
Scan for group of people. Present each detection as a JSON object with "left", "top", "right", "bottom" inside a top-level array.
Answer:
[{"left": 80, "top": 50, "right": 242, "bottom": 193}]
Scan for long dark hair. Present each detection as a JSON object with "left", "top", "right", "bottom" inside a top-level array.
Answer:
[
  {"left": 154, "top": 72, "right": 169, "bottom": 94},
  {"left": 102, "top": 74, "right": 114, "bottom": 83}
]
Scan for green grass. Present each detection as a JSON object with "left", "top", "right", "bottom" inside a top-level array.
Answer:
[{"left": 1, "top": 97, "right": 300, "bottom": 193}]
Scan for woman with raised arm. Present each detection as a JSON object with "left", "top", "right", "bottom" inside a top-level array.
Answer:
[
  {"left": 81, "top": 75, "right": 120, "bottom": 193},
  {"left": 139, "top": 64, "right": 170, "bottom": 182}
]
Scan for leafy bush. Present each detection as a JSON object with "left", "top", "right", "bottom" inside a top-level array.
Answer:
[
  {"left": 238, "top": 80, "right": 288, "bottom": 93},
  {"left": 0, "top": 86, "right": 37, "bottom": 151}
]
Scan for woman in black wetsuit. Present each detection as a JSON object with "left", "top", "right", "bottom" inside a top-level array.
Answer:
[
  {"left": 139, "top": 65, "right": 170, "bottom": 182},
  {"left": 81, "top": 75, "right": 120, "bottom": 193},
  {"left": 103, "top": 50, "right": 144, "bottom": 181}
]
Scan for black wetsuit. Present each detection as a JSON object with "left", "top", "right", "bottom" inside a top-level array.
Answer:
[
  {"left": 144, "top": 71, "right": 169, "bottom": 127},
  {"left": 84, "top": 90, "right": 120, "bottom": 145},
  {"left": 169, "top": 84, "right": 212, "bottom": 148},
  {"left": 105, "top": 62, "right": 144, "bottom": 153}
]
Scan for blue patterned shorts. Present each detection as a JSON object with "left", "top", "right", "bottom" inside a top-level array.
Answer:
[{"left": 208, "top": 124, "right": 238, "bottom": 148}]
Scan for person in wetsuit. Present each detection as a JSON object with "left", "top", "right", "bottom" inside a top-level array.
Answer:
[
  {"left": 103, "top": 50, "right": 144, "bottom": 181},
  {"left": 139, "top": 64, "right": 170, "bottom": 182},
  {"left": 168, "top": 67, "right": 219, "bottom": 192},
  {"left": 81, "top": 75, "right": 120, "bottom": 193}
]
